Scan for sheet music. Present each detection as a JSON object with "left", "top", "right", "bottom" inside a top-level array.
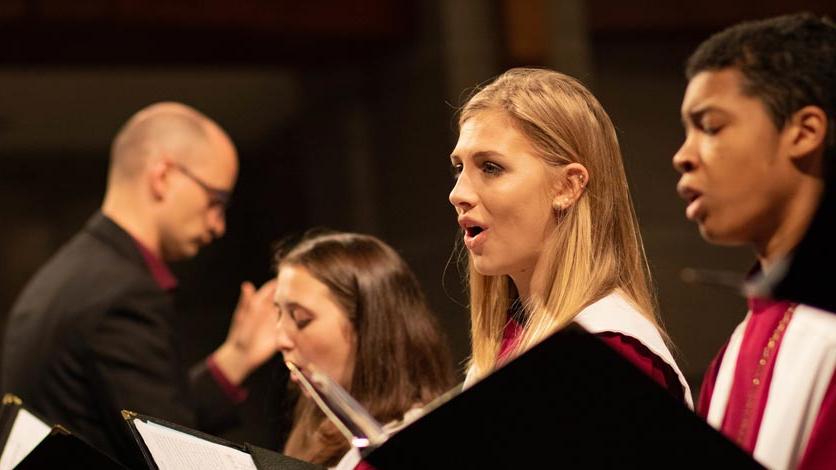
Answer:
[
  {"left": 133, "top": 419, "right": 257, "bottom": 470},
  {"left": 0, "top": 408, "right": 51, "bottom": 470}
]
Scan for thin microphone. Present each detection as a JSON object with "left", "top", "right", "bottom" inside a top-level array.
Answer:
[{"left": 679, "top": 267, "right": 745, "bottom": 292}]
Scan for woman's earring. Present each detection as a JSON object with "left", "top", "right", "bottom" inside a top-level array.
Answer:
[{"left": 553, "top": 198, "right": 568, "bottom": 214}]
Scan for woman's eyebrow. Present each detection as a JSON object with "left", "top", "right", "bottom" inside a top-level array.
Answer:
[
  {"left": 275, "top": 300, "right": 308, "bottom": 315},
  {"left": 284, "top": 301, "right": 314, "bottom": 318},
  {"left": 451, "top": 150, "right": 505, "bottom": 161}
]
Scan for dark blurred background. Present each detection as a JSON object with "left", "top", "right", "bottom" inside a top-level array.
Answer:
[{"left": 2, "top": 0, "right": 834, "bottom": 450}]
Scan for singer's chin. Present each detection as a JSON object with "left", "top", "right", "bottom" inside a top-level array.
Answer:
[
  {"left": 696, "top": 223, "right": 714, "bottom": 242},
  {"left": 696, "top": 222, "right": 746, "bottom": 247},
  {"left": 694, "top": 213, "right": 718, "bottom": 242}
]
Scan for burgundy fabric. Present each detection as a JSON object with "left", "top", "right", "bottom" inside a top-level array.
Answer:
[
  {"left": 496, "top": 313, "right": 685, "bottom": 401},
  {"left": 129, "top": 237, "right": 178, "bottom": 291},
  {"left": 497, "top": 318, "right": 524, "bottom": 365},
  {"left": 596, "top": 332, "right": 686, "bottom": 402},
  {"left": 797, "top": 372, "right": 836, "bottom": 469},
  {"left": 720, "top": 299, "right": 793, "bottom": 452},
  {"left": 697, "top": 341, "right": 729, "bottom": 418},
  {"left": 699, "top": 299, "right": 835, "bottom": 469},
  {"left": 205, "top": 355, "right": 249, "bottom": 404}
]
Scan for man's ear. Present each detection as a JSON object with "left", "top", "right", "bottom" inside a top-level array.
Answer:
[
  {"left": 786, "top": 105, "right": 828, "bottom": 161},
  {"left": 551, "top": 163, "right": 589, "bottom": 211},
  {"left": 148, "top": 158, "right": 170, "bottom": 201}
]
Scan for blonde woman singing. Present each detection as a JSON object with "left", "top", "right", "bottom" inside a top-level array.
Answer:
[{"left": 449, "top": 68, "right": 691, "bottom": 405}]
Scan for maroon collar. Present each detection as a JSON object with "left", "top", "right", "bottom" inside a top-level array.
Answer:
[
  {"left": 130, "top": 237, "right": 178, "bottom": 292},
  {"left": 747, "top": 296, "right": 793, "bottom": 314}
]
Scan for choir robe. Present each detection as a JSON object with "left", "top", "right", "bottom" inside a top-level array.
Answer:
[
  {"left": 464, "top": 291, "right": 693, "bottom": 408},
  {"left": 698, "top": 300, "right": 836, "bottom": 469}
]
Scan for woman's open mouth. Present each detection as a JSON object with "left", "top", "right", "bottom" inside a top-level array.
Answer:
[{"left": 463, "top": 225, "right": 488, "bottom": 252}]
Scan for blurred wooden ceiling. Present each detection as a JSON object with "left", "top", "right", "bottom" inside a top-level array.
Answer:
[
  {"left": 588, "top": 0, "right": 836, "bottom": 37},
  {"left": 1, "top": 0, "right": 834, "bottom": 64},
  {"left": 0, "top": 0, "right": 415, "bottom": 64}
]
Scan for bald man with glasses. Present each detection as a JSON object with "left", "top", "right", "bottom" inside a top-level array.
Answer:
[{"left": 1, "top": 102, "right": 279, "bottom": 468}]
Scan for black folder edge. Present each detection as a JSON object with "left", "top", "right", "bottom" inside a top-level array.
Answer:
[
  {"left": 0, "top": 393, "right": 53, "bottom": 464},
  {"left": 0, "top": 393, "right": 26, "bottom": 457},
  {"left": 365, "top": 324, "right": 762, "bottom": 469},
  {"left": 121, "top": 410, "right": 323, "bottom": 470},
  {"left": 1, "top": 393, "right": 126, "bottom": 468},
  {"left": 13, "top": 423, "right": 126, "bottom": 468},
  {"left": 0, "top": 393, "right": 55, "bottom": 449}
]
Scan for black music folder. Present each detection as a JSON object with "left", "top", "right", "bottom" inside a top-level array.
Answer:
[
  {"left": 122, "top": 411, "right": 322, "bottom": 470},
  {"left": 364, "top": 324, "right": 761, "bottom": 469},
  {"left": 0, "top": 393, "right": 48, "bottom": 468},
  {"left": 15, "top": 426, "right": 127, "bottom": 469},
  {"left": 0, "top": 393, "right": 124, "bottom": 469},
  {"left": 0, "top": 393, "right": 52, "bottom": 469}
]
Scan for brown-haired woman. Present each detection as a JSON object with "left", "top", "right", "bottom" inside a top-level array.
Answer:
[
  {"left": 274, "top": 231, "right": 455, "bottom": 467},
  {"left": 450, "top": 67, "right": 692, "bottom": 404}
]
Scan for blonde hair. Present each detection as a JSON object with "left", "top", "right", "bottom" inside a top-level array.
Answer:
[{"left": 460, "top": 68, "right": 662, "bottom": 379}]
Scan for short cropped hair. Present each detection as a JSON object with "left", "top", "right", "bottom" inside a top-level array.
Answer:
[{"left": 686, "top": 12, "right": 836, "bottom": 157}]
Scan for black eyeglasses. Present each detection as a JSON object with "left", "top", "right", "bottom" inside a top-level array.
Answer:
[{"left": 169, "top": 162, "right": 231, "bottom": 210}]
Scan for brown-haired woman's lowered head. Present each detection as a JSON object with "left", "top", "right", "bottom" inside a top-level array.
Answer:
[{"left": 274, "top": 231, "right": 455, "bottom": 466}]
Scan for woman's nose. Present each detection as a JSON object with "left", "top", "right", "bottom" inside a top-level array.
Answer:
[
  {"left": 275, "top": 319, "right": 295, "bottom": 353},
  {"left": 449, "top": 170, "right": 476, "bottom": 211}
]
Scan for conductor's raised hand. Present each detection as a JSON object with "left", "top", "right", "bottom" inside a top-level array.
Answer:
[{"left": 212, "top": 278, "right": 279, "bottom": 385}]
